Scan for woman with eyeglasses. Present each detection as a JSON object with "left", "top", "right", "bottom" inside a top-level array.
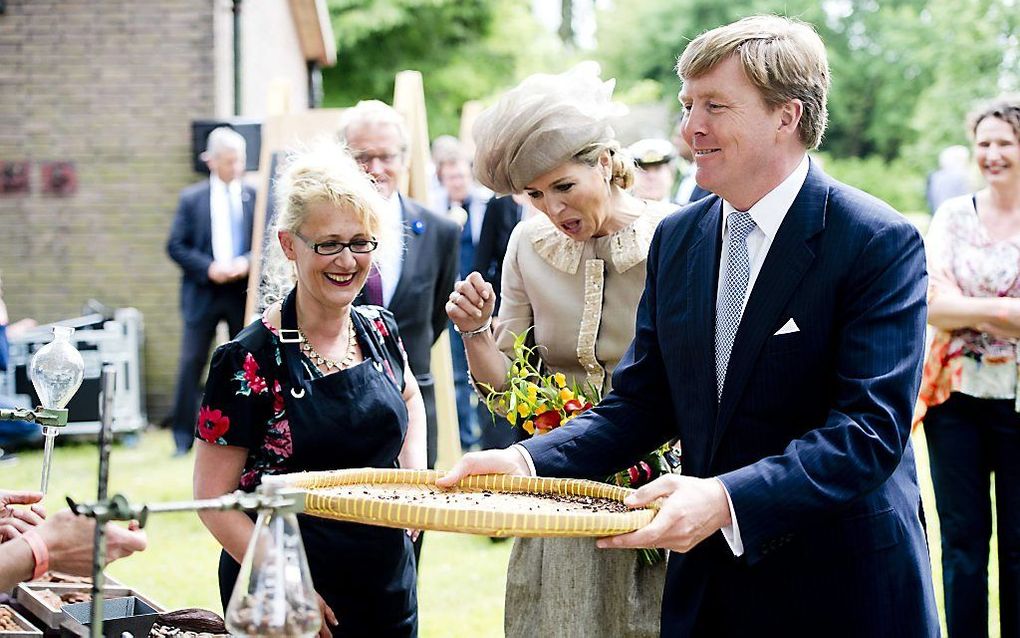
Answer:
[{"left": 193, "top": 142, "right": 425, "bottom": 638}]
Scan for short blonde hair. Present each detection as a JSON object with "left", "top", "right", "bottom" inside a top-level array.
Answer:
[
  {"left": 260, "top": 141, "right": 392, "bottom": 308},
  {"left": 676, "top": 15, "right": 830, "bottom": 149}
]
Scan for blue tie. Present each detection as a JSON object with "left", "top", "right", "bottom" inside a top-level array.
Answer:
[{"left": 715, "top": 211, "right": 757, "bottom": 399}]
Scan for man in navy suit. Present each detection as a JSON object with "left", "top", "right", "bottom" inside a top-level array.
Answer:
[
  {"left": 167, "top": 127, "right": 255, "bottom": 456},
  {"left": 441, "top": 16, "right": 939, "bottom": 637}
]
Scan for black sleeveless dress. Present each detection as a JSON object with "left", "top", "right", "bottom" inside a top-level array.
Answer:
[{"left": 196, "top": 289, "right": 417, "bottom": 637}]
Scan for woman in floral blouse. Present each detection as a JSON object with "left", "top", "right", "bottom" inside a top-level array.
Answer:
[
  {"left": 919, "top": 95, "right": 1020, "bottom": 638},
  {"left": 192, "top": 143, "right": 426, "bottom": 638}
]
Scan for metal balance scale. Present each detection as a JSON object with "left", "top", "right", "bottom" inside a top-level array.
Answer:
[{"left": 2, "top": 328, "right": 320, "bottom": 637}]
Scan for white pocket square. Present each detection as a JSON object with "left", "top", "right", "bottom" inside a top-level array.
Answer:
[{"left": 774, "top": 318, "right": 800, "bottom": 335}]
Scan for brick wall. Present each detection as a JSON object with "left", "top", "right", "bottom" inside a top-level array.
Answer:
[
  {"left": 0, "top": 0, "right": 217, "bottom": 422},
  {"left": 0, "top": 1, "right": 314, "bottom": 424}
]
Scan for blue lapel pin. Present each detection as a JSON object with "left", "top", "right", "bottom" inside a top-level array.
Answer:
[{"left": 411, "top": 219, "right": 425, "bottom": 235}]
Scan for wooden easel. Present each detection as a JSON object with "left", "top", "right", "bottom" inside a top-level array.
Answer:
[{"left": 243, "top": 71, "right": 462, "bottom": 470}]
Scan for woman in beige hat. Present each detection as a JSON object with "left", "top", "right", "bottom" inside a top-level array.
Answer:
[{"left": 446, "top": 63, "right": 674, "bottom": 638}]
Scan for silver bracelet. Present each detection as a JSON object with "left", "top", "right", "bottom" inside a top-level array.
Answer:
[{"left": 454, "top": 316, "right": 492, "bottom": 337}]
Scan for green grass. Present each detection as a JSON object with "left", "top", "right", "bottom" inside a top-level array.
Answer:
[
  {"left": 0, "top": 428, "right": 1003, "bottom": 637},
  {"left": 1, "top": 430, "right": 511, "bottom": 637}
]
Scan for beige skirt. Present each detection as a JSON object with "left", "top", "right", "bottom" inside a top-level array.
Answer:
[{"left": 504, "top": 536, "right": 665, "bottom": 638}]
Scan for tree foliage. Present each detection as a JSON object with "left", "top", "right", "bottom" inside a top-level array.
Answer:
[
  {"left": 323, "top": 0, "right": 563, "bottom": 137},
  {"left": 594, "top": 0, "right": 1018, "bottom": 169}
]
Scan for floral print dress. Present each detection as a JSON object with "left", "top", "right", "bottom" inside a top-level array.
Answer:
[{"left": 918, "top": 194, "right": 1020, "bottom": 419}]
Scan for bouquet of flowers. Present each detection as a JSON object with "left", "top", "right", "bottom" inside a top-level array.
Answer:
[{"left": 480, "top": 329, "right": 680, "bottom": 565}]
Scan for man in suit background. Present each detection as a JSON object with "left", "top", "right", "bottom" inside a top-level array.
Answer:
[
  {"left": 441, "top": 15, "right": 938, "bottom": 637},
  {"left": 339, "top": 101, "right": 459, "bottom": 472},
  {"left": 166, "top": 127, "right": 255, "bottom": 456},
  {"left": 471, "top": 193, "right": 525, "bottom": 454},
  {"left": 430, "top": 140, "right": 493, "bottom": 452}
]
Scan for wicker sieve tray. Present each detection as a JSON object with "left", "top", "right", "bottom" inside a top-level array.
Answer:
[{"left": 264, "top": 469, "right": 656, "bottom": 537}]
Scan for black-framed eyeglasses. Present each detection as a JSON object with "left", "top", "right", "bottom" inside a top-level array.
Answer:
[{"left": 292, "top": 231, "right": 378, "bottom": 255}]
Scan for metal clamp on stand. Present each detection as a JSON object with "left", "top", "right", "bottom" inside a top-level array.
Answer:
[
  {"left": 68, "top": 364, "right": 311, "bottom": 638},
  {"left": 0, "top": 406, "right": 69, "bottom": 426}
]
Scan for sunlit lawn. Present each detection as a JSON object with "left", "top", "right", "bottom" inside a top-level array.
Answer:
[
  {"left": 1, "top": 429, "right": 511, "bottom": 637},
  {"left": 1, "top": 427, "right": 1003, "bottom": 637}
]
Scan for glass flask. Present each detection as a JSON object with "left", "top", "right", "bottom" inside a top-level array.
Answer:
[
  {"left": 30, "top": 325, "right": 85, "bottom": 410},
  {"left": 225, "top": 493, "right": 320, "bottom": 638},
  {"left": 29, "top": 325, "right": 85, "bottom": 492}
]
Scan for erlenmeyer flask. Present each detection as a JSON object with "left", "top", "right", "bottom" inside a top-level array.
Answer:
[
  {"left": 29, "top": 325, "right": 84, "bottom": 410},
  {"left": 225, "top": 501, "right": 321, "bottom": 637}
]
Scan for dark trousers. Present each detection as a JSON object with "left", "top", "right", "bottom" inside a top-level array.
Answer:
[
  {"left": 171, "top": 296, "right": 244, "bottom": 453},
  {"left": 926, "top": 392, "right": 1020, "bottom": 638}
]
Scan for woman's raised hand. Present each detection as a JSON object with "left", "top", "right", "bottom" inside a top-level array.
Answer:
[{"left": 445, "top": 272, "right": 496, "bottom": 333}]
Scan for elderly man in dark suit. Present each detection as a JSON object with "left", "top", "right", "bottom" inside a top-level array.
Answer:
[
  {"left": 442, "top": 15, "right": 939, "bottom": 637},
  {"left": 167, "top": 127, "right": 255, "bottom": 456},
  {"left": 339, "top": 100, "right": 460, "bottom": 472}
]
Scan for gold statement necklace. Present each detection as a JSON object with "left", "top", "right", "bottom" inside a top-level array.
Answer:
[{"left": 298, "top": 317, "right": 358, "bottom": 372}]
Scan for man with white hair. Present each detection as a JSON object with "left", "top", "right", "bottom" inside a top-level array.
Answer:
[
  {"left": 339, "top": 101, "right": 459, "bottom": 473},
  {"left": 167, "top": 127, "right": 255, "bottom": 457}
]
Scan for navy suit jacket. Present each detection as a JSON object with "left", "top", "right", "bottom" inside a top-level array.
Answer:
[
  {"left": 522, "top": 161, "right": 939, "bottom": 637},
  {"left": 166, "top": 181, "right": 255, "bottom": 322}
]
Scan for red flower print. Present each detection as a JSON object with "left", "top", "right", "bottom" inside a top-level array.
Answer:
[
  {"left": 243, "top": 353, "right": 268, "bottom": 394},
  {"left": 373, "top": 318, "right": 390, "bottom": 337},
  {"left": 272, "top": 380, "right": 285, "bottom": 414},
  {"left": 264, "top": 419, "right": 293, "bottom": 457},
  {"left": 240, "top": 469, "right": 259, "bottom": 490},
  {"left": 243, "top": 352, "right": 259, "bottom": 378},
  {"left": 197, "top": 405, "right": 231, "bottom": 442}
]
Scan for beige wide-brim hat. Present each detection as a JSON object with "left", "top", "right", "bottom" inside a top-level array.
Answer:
[{"left": 472, "top": 62, "right": 627, "bottom": 195}]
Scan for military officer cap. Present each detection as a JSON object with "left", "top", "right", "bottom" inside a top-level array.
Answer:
[{"left": 627, "top": 138, "right": 676, "bottom": 167}]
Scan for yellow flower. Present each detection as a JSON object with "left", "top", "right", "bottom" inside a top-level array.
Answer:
[
  {"left": 559, "top": 388, "right": 574, "bottom": 402},
  {"left": 526, "top": 383, "right": 539, "bottom": 401},
  {"left": 497, "top": 399, "right": 507, "bottom": 412},
  {"left": 517, "top": 403, "right": 531, "bottom": 418},
  {"left": 522, "top": 419, "right": 535, "bottom": 435},
  {"left": 535, "top": 404, "right": 548, "bottom": 415},
  {"left": 554, "top": 372, "right": 567, "bottom": 388},
  {"left": 508, "top": 410, "right": 517, "bottom": 425}
]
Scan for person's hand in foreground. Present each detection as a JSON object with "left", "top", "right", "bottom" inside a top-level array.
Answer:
[
  {"left": 0, "top": 490, "right": 46, "bottom": 542},
  {"left": 435, "top": 449, "right": 532, "bottom": 488},
  {"left": 0, "top": 509, "right": 147, "bottom": 591},
  {"left": 596, "top": 474, "right": 731, "bottom": 553},
  {"left": 315, "top": 592, "right": 338, "bottom": 638},
  {"left": 37, "top": 510, "right": 148, "bottom": 575}
]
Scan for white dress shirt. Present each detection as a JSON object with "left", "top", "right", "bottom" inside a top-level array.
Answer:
[
  {"left": 514, "top": 154, "right": 811, "bottom": 558},
  {"left": 432, "top": 188, "right": 492, "bottom": 245},
  {"left": 375, "top": 192, "right": 406, "bottom": 307},
  {"left": 209, "top": 174, "right": 242, "bottom": 264}
]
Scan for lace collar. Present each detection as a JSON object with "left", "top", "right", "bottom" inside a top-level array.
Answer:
[{"left": 529, "top": 205, "right": 668, "bottom": 275}]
